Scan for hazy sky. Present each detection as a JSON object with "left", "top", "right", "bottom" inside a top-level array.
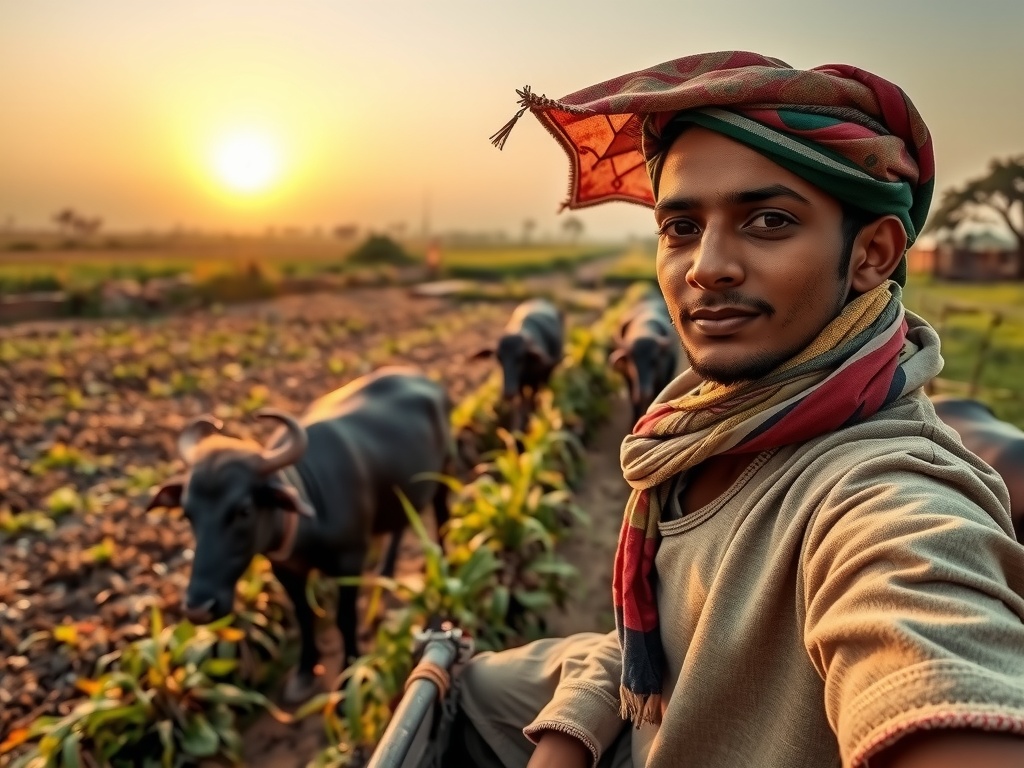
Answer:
[{"left": 2, "top": 0, "right": 1022, "bottom": 240}]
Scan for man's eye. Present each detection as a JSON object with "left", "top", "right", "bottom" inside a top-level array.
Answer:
[
  {"left": 748, "top": 212, "right": 794, "bottom": 230},
  {"left": 660, "top": 219, "right": 700, "bottom": 237}
]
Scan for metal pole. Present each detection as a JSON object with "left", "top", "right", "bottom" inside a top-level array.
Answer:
[{"left": 366, "top": 632, "right": 462, "bottom": 768}]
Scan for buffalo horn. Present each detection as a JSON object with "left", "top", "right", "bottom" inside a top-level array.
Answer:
[
  {"left": 178, "top": 415, "right": 224, "bottom": 465},
  {"left": 254, "top": 409, "right": 308, "bottom": 475}
]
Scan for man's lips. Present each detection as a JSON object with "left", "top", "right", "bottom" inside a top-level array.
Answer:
[{"left": 686, "top": 306, "right": 760, "bottom": 336}]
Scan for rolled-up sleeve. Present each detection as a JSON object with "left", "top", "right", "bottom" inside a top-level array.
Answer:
[
  {"left": 801, "top": 446, "right": 1024, "bottom": 767},
  {"left": 523, "top": 629, "right": 627, "bottom": 766}
]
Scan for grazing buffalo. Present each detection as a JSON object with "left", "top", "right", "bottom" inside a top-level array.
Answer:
[
  {"left": 147, "top": 366, "right": 453, "bottom": 702},
  {"left": 931, "top": 395, "right": 1024, "bottom": 541},
  {"left": 470, "top": 298, "right": 565, "bottom": 432},
  {"left": 609, "top": 294, "right": 680, "bottom": 423}
]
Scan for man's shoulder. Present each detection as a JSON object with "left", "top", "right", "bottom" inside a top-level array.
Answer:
[
  {"left": 791, "top": 389, "right": 971, "bottom": 466},
  {"left": 770, "top": 388, "right": 1007, "bottom": 507},
  {"left": 773, "top": 389, "right": 1013, "bottom": 532}
]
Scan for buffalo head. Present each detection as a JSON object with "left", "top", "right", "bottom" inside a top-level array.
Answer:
[
  {"left": 610, "top": 335, "right": 672, "bottom": 422},
  {"left": 470, "top": 333, "right": 553, "bottom": 401},
  {"left": 146, "top": 409, "right": 312, "bottom": 624}
]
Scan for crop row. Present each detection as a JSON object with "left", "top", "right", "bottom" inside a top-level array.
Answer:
[
  {"left": 0, "top": 289, "right": 628, "bottom": 767},
  {"left": 300, "top": 317, "right": 622, "bottom": 767}
]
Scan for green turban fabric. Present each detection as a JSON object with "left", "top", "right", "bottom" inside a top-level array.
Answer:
[{"left": 490, "top": 51, "right": 935, "bottom": 286}]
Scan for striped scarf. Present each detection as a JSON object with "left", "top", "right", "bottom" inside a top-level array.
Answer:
[{"left": 614, "top": 281, "right": 913, "bottom": 726}]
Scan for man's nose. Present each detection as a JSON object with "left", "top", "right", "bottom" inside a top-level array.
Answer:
[{"left": 686, "top": 228, "right": 743, "bottom": 289}]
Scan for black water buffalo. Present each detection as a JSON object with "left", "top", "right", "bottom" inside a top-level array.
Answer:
[
  {"left": 931, "top": 395, "right": 1024, "bottom": 541},
  {"left": 609, "top": 294, "right": 680, "bottom": 424},
  {"left": 147, "top": 366, "right": 453, "bottom": 702},
  {"left": 470, "top": 298, "right": 565, "bottom": 432}
]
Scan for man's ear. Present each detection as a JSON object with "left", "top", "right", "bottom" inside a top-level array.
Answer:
[{"left": 848, "top": 215, "right": 908, "bottom": 293}]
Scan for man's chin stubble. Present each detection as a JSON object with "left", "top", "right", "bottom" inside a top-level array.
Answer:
[{"left": 686, "top": 351, "right": 790, "bottom": 386}]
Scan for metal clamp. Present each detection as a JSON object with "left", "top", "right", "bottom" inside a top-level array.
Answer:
[{"left": 412, "top": 622, "right": 475, "bottom": 665}]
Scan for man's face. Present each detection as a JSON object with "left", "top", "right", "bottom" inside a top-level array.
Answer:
[{"left": 655, "top": 127, "right": 850, "bottom": 385}]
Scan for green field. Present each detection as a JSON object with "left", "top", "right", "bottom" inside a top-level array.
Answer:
[
  {"left": 439, "top": 243, "right": 619, "bottom": 279},
  {"left": 603, "top": 242, "right": 657, "bottom": 284},
  {"left": 902, "top": 277, "right": 1024, "bottom": 426},
  {"left": 0, "top": 233, "right": 620, "bottom": 294}
]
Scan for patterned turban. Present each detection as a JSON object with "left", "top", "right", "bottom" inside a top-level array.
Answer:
[{"left": 490, "top": 51, "right": 935, "bottom": 285}]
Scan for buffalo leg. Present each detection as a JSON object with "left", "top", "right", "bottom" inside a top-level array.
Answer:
[
  {"left": 272, "top": 564, "right": 321, "bottom": 703},
  {"left": 336, "top": 579, "right": 360, "bottom": 665},
  {"left": 524, "top": 389, "right": 537, "bottom": 425}
]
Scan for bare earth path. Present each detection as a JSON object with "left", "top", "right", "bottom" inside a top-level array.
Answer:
[{"left": 545, "top": 394, "right": 634, "bottom": 637}]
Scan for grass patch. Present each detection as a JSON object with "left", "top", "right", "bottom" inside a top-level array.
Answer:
[
  {"left": 903, "top": 276, "right": 1024, "bottom": 426},
  {"left": 437, "top": 244, "right": 620, "bottom": 280},
  {"left": 602, "top": 242, "right": 657, "bottom": 285}
]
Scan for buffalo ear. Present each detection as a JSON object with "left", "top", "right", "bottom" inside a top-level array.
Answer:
[
  {"left": 146, "top": 476, "right": 187, "bottom": 511},
  {"left": 608, "top": 348, "right": 630, "bottom": 373},
  {"left": 256, "top": 480, "right": 316, "bottom": 518},
  {"left": 468, "top": 348, "right": 495, "bottom": 361}
]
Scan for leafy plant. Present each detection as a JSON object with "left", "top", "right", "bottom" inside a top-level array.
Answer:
[{"left": 7, "top": 607, "right": 290, "bottom": 768}]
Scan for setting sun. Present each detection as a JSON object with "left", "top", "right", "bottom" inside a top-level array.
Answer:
[{"left": 210, "top": 130, "right": 282, "bottom": 194}]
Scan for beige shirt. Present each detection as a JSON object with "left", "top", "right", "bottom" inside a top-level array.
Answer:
[{"left": 525, "top": 390, "right": 1024, "bottom": 767}]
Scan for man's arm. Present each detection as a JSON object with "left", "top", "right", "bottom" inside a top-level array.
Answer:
[
  {"left": 527, "top": 731, "right": 592, "bottom": 768},
  {"left": 871, "top": 729, "right": 1024, "bottom": 768},
  {"left": 801, "top": 450, "right": 1024, "bottom": 768}
]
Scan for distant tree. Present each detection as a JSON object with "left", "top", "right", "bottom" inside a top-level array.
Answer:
[
  {"left": 54, "top": 208, "right": 103, "bottom": 238},
  {"left": 76, "top": 216, "right": 102, "bottom": 237},
  {"left": 521, "top": 218, "right": 536, "bottom": 244},
  {"left": 53, "top": 208, "right": 77, "bottom": 237},
  {"left": 346, "top": 234, "right": 415, "bottom": 266},
  {"left": 561, "top": 215, "right": 584, "bottom": 243},
  {"left": 926, "top": 155, "right": 1024, "bottom": 277}
]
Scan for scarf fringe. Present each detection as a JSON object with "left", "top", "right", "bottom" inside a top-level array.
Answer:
[{"left": 619, "top": 687, "right": 663, "bottom": 728}]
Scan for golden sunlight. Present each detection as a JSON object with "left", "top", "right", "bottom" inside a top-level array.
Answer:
[{"left": 210, "top": 130, "right": 283, "bottom": 194}]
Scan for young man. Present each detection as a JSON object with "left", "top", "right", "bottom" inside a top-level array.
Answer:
[{"left": 450, "top": 52, "right": 1024, "bottom": 767}]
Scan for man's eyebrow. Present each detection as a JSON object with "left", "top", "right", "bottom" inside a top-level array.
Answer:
[
  {"left": 655, "top": 184, "right": 811, "bottom": 215},
  {"left": 731, "top": 184, "right": 811, "bottom": 205}
]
